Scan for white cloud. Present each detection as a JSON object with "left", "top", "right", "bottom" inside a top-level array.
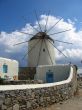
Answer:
[{"left": 0, "top": 15, "right": 82, "bottom": 65}]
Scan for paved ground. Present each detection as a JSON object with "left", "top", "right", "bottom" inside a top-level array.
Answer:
[{"left": 37, "top": 89, "right": 82, "bottom": 110}]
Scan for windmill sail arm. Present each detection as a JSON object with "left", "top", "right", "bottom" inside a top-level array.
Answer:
[
  {"left": 47, "top": 39, "right": 68, "bottom": 58},
  {"left": 46, "top": 18, "right": 62, "bottom": 33},
  {"left": 19, "top": 31, "right": 35, "bottom": 36},
  {"left": 30, "top": 23, "right": 39, "bottom": 33},
  {"left": 54, "top": 39, "right": 73, "bottom": 44},
  {"left": 37, "top": 40, "right": 43, "bottom": 66},
  {"left": 44, "top": 10, "right": 50, "bottom": 32},
  {"left": 49, "top": 29, "right": 71, "bottom": 36},
  {"left": 34, "top": 10, "right": 42, "bottom": 32},
  {"left": 13, "top": 40, "right": 29, "bottom": 46},
  {"left": 21, "top": 16, "right": 39, "bottom": 33},
  {"left": 44, "top": 39, "right": 53, "bottom": 65},
  {"left": 54, "top": 45, "right": 67, "bottom": 58}
]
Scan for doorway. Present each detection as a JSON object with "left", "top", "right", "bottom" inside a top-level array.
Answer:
[{"left": 46, "top": 70, "right": 54, "bottom": 83}]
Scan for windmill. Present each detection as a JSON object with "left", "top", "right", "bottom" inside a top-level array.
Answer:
[{"left": 14, "top": 12, "right": 72, "bottom": 67}]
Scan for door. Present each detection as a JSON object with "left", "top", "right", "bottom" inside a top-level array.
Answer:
[{"left": 46, "top": 70, "right": 54, "bottom": 83}]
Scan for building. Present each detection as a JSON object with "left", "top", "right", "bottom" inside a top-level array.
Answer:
[
  {"left": 0, "top": 57, "right": 19, "bottom": 80},
  {"left": 28, "top": 32, "right": 55, "bottom": 67},
  {"left": 35, "top": 64, "right": 70, "bottom": 83}
]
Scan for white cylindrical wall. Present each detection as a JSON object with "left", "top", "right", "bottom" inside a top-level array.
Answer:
[{"left": 28, "top": 39, "right": 55, "bottom": 67}]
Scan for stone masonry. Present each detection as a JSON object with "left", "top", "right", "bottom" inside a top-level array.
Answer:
[{"left": 0, "top": 66, "right": 77, "bottom": 110}]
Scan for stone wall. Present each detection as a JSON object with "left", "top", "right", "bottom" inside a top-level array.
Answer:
[
  {"left": 19, "top": 67, "right": 36, "bottom": 80},
  {"left": 0, "top": 65, "right": 77, "bottom": 110}
]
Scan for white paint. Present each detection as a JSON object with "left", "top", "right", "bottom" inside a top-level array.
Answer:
[
  {"left": 0, "top": 66, "right": 73, "bottom": 91},
  {"left": 0, "top": 57, "right": 19, "bottom": 80},
  {"left": 35, "top": 64, "right": 70, "bottom": 82},
  {"left": 28, "top": 39, "right": 55, "bottom": 67}
]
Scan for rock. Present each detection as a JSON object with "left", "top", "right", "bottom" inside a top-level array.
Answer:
[
  {"left": 2, "top": 104, "right": 7, "bottom": 110},
  {"left": 13, "top": 104, "right": 19, "bottom": 110},
  {"left": 0, "top": 94, "right": 5, "bottom": 106},
  {"left": 5, "top": 98, "right": 11, "bottom": 105},
  {"left": 7, "top": 107, "right": 12, "bottom": 110},
  {"left": 27, "top": 101, "right": 31, "bottom": 108},
  {"left": 40, "top": 97, "right": 44, "bottom": 102},
  {"left": 0, "top": 100, "right": 3, "bottom": 106}
]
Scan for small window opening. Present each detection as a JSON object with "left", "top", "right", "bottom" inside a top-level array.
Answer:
[
  {"left": 3, "top": 64, "right": 8, "bottom": 73},
  {"left": 43, "top": 48, "right": 45, "bottom": 52}
]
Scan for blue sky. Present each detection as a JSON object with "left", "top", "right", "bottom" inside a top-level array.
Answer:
[
  {"left": 0, "top": 0, "right": 82, "bottom": 67},
  {"left": 0, "top": 0, "right": 82, "bottom": 32}
]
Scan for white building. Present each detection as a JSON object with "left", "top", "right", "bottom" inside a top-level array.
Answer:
[
  {"left": 28, "top": 32, "right": 55, "bottom": 67},
  {"left": 35, "top": 64, "right": 70, "bottom": 83},
  {"left": 0, "top": 57, "right": 19, "bottom": 80}
]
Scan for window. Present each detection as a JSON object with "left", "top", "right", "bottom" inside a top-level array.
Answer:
[
  {"left": 3, "top": 64, "right": 8, "bottom": 73},
  {"left": 43, "top": 48, "right": 45, "bottom": 52}
]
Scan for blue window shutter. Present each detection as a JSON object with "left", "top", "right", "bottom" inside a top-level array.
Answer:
[{"left": 3, "top": 64, "right": 8, "bottom": 73}]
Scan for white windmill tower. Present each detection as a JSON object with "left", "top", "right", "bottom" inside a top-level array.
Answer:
[
  {"left": 14, "top": 12, "right": 72, "bottom": 67},
  {"left": 28, "top": 32, "right": 55, "bottom": 67}
]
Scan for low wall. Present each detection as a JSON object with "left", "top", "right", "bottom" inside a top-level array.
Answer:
[
  {"left": 0, "top": 65, "right": 77, "bottom": 110},
  {"left": 0, "top": 80, "right": 43, "bottom": 85}
]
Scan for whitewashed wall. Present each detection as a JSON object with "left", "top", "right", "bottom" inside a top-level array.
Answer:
[
  {"left": 35, "top": 64, "right": 70, "bottom": 83},
  {"left": 0, "top": 57, "right": 19, "bottom": 80},
  {"left": 28, "top": 39, "right": 55, "bottom": 67}
]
